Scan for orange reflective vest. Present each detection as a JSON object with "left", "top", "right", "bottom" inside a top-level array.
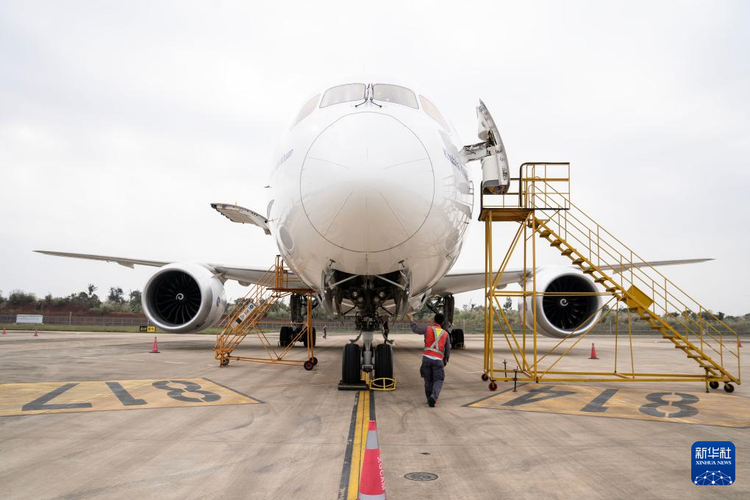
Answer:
[{"left": 423, "top": 325, "right": 447, "bottom": 360}]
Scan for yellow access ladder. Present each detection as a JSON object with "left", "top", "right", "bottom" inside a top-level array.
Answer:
[
  {"left": 481, "top": 163, "right": 741, "bottom": 390},
  {"left": 213, "top": 256, "right": 317, "bottom": 369}
]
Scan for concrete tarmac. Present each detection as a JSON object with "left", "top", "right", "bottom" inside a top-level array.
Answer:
[{"left": 0, "top": 330, "right": 747, "bottom": 499}]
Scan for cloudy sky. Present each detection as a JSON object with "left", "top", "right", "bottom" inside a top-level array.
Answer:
[{"left": 1, "top": 1, "right": 748, "bottom": 315}]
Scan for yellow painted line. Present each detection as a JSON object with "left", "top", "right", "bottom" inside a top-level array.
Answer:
[
  {"left": 347, "top": 390, "right": 369, "bottom": 500},
  {"left": 0, "top": 378, "right": 260, "bottom": 417},
  {"left": 468, "top": 384, "right": 750, "bottom": 428}
]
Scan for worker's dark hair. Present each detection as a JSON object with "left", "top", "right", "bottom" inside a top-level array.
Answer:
[{"left": 434, "top": 313, "right": 445, "bottom": 325}]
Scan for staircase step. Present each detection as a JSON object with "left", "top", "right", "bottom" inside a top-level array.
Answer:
[
  {"left": 539, "top": 230, "right": 552, "bottom": 238},
  {"left": 605, "top": 287, "right": 618, "bottom": 293},
  {"left": 560, "top": 249, "right": 574, "bottom": 256},
  {"left": 582, "top": 268, "right": 596, "bottom": 275},
  {"left": 595, "top": 277, "right": 608, "bottom": 284},
  {"left": 572, "top": 258, "right": 585, "bottom": 265},
  {"left": 550, "top": 240, "right": 563, "bottom": 248},
  {"left": 527, "top": 219, "right": 549, "bottom": 228}
]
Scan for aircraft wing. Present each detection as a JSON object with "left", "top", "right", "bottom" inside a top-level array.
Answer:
[
  {"left": 431, "top": 258, "right": 713, "bottom": 296},
  {"left": 34, "top": 250, "right": 298, "bottom": 287}
]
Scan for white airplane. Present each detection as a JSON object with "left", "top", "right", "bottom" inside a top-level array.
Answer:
[{"left": 37, "top": 77, "right": 709, "bottom": 384}]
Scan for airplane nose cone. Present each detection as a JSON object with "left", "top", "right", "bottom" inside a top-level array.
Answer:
[{"left": 301, "top": 112, "right": 435, "bottom": 252}]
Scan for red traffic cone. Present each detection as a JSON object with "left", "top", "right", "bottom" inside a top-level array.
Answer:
[
  {"left": 33, "top": 330, "right": 38, "bottom": 337},
  {"left": 359, "top": 420, "right": 386, "bottom": 500},
  {"left": 150, "top": 336, "right": 160, "bottom": 353},
  {"left": 589, "top": 343, "right": 598, "bottom": 359},
  {"left": 739, "top": 338, "right": 743, "bottom": 348},
  {"left": 2, "top": 329, "right": 6, "bottom": 335}
]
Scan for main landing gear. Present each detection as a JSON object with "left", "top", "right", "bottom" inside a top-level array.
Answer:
[
  {"left": 279, "top": 325, "right": 317, "bottom": 347},
  {"left": 426, "top": 294, "right": 465, "bottom": 349},
  {"left": 276, "top": 293, "right": 317, "bottom": 369}
]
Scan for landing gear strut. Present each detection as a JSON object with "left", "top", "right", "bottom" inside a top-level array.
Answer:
[{"left": 426, "top": 294, "right": 465, "bottom": 349}]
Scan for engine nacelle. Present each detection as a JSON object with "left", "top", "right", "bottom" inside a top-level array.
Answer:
[
  {"left": 522, "top": 268, "right": 602, "bottom": 338},
  {"left": 142, "top": 262, "right": 226, "bottom": 333}
]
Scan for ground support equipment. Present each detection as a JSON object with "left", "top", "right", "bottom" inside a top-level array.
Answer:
[
  {"left": 481, "top": 163, "right": 741, "bottom": 392},
  {"left": 214, "top": 256, "right": 317, "bottom": 370}
]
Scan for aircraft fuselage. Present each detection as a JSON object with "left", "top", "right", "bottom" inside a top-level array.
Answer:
[{"left": 267, "top": 82, "right": 473, "bottom": 325}]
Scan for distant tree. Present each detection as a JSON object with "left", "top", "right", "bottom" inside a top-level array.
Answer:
[
  {"left": 107, "top": 287, "right": 125, "bottom": 304},
  {"left": 716, "top": 311, "right": 726, "bottom": 321},
  {"left": 128, "top": 290, "right": 142, "bottom": 313},
  {"left": 88, "top": 293, "right": 101, "bottom": 309},
  {"left": 87, "top": 284, "right": 97, "bottom": 298},
  {"left": 8, "top": 290, "right": 36, "bottom": 308},
  {"left": 266, "top": 301, "right": 290, "bottom": 318},
  {"left": 503, "top": 297, "right": 513, "bottom": 312}
]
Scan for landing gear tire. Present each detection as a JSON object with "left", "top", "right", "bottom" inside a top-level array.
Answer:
[
  {"left": 342, "top": 343, "right": 362, "bottom": 384},
  {"left": 709, "top": 381, "right": 719, "bottom": 390},
  {"left": 304, "top": 359, "right": 314, "bottom": 371},
  {"left": 724, "top": 383, "right": 735, "bottom": 393},
  {"left": 279, "top": 326, "right": 293, "bottom": 347},
  {"left": 481, "top": 373, "right": 489, "bottom": 381},
  {"left": 302, "top": 327, "right": 317, "bottom": 348},
  {"left": 374, "top": 343, "right": 394, "bottom": 380},
  {"left": 489, "top": 381, "right": 497, "bottom": 391},
  {"left": 221, "top": 358, "right": 229, "bottom": 367},
  {"left": 451, "top": 329, "right": 464, "bottom": 349}
]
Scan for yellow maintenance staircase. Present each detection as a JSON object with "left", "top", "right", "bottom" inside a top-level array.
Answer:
[
  {"left": 213, "top": 256, "right": 318, "bottom": 370},
  {"left": 481, "top": 163, "right": 741, "bottom": 392}
]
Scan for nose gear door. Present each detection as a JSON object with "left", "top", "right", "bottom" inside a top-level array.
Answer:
[{"left": 461, "top": 99, "right": 510, "bottom": 194}]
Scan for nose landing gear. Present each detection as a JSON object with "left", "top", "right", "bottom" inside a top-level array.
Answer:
[{"left": 338, "top": 321, "right": 395, "bottom": 390}]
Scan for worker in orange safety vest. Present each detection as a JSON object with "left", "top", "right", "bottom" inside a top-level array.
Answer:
[{"left": 407, "top": 312, "right": 451, "bottom": 407}]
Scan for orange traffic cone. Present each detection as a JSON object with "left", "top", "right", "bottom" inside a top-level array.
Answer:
[
  {"left": 2, "top": 329, "right": 6, "bottom": 335},
  {"left": 589, "top": 343, "right": 598, "bottom": 359},
  {"left": 33, "top": 330, "right": 38, "bottom": 337},
  {"left": 150, "top": 336, "right": 160, "bottom": 353},
  {"left": 359, "top": 420, "right": 386, "bottom": 500},
  {"left": 739, "top": 338, "right": 743, "bottom": 348}
]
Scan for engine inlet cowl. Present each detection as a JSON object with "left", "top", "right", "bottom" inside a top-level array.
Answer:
[
  {"left": 523, "top": 268, "right": 602, "bottom": 338},
  {"left": 142, "top": 262, "right": 226, "bottom": 333}
]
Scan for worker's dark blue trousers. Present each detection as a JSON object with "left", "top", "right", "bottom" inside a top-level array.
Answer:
[{"left": 420, "top": 357, "right": 445, "bottom": 401}]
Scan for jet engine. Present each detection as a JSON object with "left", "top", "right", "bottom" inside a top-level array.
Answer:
[
  {"left": 142, "top": 263, "right": 226, "bottom": 333},
  {"left": 522, "top": 268, "right": 602, "bottom": 338}
]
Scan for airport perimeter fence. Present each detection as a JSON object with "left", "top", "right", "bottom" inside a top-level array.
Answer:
[{"left": 0, "top": 314, "right": 148, "bottom": 327}]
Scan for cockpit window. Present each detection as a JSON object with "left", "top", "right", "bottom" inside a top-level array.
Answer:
[
  {"left": 320, "top": 83, "right": 367, "bottom": 108},
  {"left": 291, "top": 94, "right": 320, "bottom": 128},
  {"left": 419, "top": 95, "right": 449, "bottom": 130},
  {"left": 372, "top": 84, "right": 418, "bottom": 109}
]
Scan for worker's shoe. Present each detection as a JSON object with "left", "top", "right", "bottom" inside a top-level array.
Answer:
[{"left": 428, "top": 397, "right": 435, "bottom": 407}]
